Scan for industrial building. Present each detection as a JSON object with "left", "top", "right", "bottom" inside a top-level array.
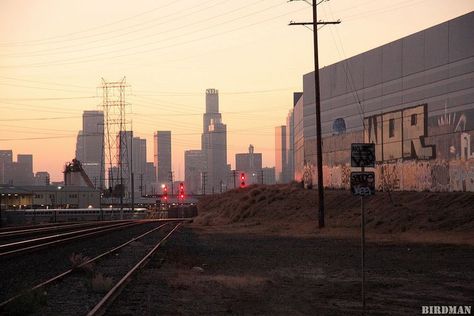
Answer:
[
  {"left": 0, "top": 185, "right": 100, "bottom": 209},
  {"left": 291, "top": 11, "right": 474, "bottom": 192}
]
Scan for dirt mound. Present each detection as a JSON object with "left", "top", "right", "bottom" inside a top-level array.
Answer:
[{"left": 195, "top": 183, "right": 474, "bottom": 235}]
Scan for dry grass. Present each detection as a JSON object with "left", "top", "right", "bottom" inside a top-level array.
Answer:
[
  {"left": 195, "top": 183, "right": 474, "bottom": 238},
  {"left": 91, "top": 272, "right": 113, "bottom": 293},
  {"left": 69, "top": 252, "right": 94, "bottom": 273},
  {"left": 170, "top": 271, "right": 267, "bottom": 289}
]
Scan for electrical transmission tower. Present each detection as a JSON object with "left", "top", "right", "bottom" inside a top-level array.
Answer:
[{"left": 100, "top": 77, "right": 131, "bottom": 210}]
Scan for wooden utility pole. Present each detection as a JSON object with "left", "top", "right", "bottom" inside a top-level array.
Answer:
[{"left": 289, "top": 0, "right": 340, "bottom": 228}]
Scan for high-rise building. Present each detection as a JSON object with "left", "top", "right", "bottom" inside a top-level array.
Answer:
[
  {"left": 201, "top": 89, "right": 227, "bottom": 193},
  {"left": 115, "top": 131, "right": 150, "bottom": 197},
  {"left": 154, "top": 131, "right": 172, "bottom": 186},
  {"left": 235, "top": 145, "right": 263, "bottom": 185},
  {"left": 285, "top": 109, "right": 295, "bottom": 182},
  {"left": 275, "top": 126, "right": 287, "bottom": 183},
  {"left": 0, "top": 150, "right": 13, "bottom": 184},
  {"left": 185, "top": 150, "right": 206, "bottom": 194},
  {"left": 0, "top": 150, "right": 35, "bottom": 185},
  {"left": 75, "top": 111, "right": 104, "bottom": 188},
  {"left": 293, "top": 93, "right": 304, "bottom": 181},
  {"left": 262, "top": 167, "right": 276, "bottom": 185},
  {"left": 144, "top": 162, "right": 156, "bottom": 195},
  {"left": 34, "top": 171, "right": 50, "bottom": 185}
]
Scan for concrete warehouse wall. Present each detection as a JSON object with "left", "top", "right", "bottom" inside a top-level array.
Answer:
[{"left": 296, "top": 11, "right": 474, "bottom": 192}]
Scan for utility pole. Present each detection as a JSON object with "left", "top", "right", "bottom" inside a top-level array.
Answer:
[
  {"left": 168, "top": 171, "right": 174, "bottom": 196},
  {"left": 289, "top": 0, "right": 340, "bottom": 228},
  {"left": 202, "top": 172, "right": 207, "bottom": 195},
  {"left": 232, "top": 170, "right": 237, "bottom": 189},
  {"left": 130, "top": 130, "right": 134, "bottom": 213},
  {"left": 139, "top": 173, "right": 143, "bottom": 197}
]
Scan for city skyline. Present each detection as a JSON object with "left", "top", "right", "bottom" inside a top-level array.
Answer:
[{"left": 0, "top": 1, "right": 473, "bottom": 181}]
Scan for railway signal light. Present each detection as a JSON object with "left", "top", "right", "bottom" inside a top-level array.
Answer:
[
  {"left": 179, "top": 182, "right": 185, "bottom": 199},
  {"left": 240, "top": 173, "right": 246, "bottom": 188},
  {"left": 162, "top": 185, "right": 168, "bottom": 202}
]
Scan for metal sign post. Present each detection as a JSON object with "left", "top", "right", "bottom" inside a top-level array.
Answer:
[{"left": 351, "top": 143, "right": 375, "bottom": 315}]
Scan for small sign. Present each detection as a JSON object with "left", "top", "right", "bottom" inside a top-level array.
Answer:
[
  {"left": 351, "top": 172, "right": 375, "bottom": 196},
  {"left": 351, "top": 143, "right": 375, "bottom": 168}
]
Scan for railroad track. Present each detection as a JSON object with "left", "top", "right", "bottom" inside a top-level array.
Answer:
[
  {"left": 0, "top": 220, "right": 141, "bottom": 257},
  {"left": 0, "top": 220, "right": 183, "bottom": 315},
  {"left": 0, "top": 220, "right": 133, "bottom": 241}
]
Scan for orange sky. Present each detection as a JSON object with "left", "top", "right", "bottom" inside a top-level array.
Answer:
[{"left": 0, "top": 0, "right": 473, "bottom": 181}]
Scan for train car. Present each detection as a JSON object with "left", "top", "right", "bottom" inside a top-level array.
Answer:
[{"left": 4, "top": 207, "right": 147, "bottom": 225}]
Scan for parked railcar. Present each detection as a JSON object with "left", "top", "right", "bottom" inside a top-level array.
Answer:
[{"left": 4, "top": 208, "right": 147, "bottom": 225}]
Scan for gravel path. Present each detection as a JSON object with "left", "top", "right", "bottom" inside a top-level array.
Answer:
[
  {"left": 27, "top": 222, "right": 175, "bottom": 316},
  {"left": 0, "top": 221, "right": 163, "bottom": 305}
]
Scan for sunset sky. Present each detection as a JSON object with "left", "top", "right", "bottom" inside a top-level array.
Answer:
[{"left": 0, "top": 0, "right": 473, "bottom": 181}]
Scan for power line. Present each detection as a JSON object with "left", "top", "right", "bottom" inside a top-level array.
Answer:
[
  {"left": 0, "top": 5, "right": 307, "bottom": 68},
  {"left": 0, "top": 0, "right": 187, "bottom": 46}
]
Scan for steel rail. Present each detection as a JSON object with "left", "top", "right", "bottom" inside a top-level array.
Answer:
[
  {"left": 87, "top": 222, "right": 182, "bottom": 316},
  {"left": 0, "top": 221, "right": 135, "bottom": 252},
  {"left": 0, "top": 221, "right": 140, "bottom": 257},
  {"left": 0, "top": 221, "right": 79, "bottom": 233},
  {"left": 0, "top": 220, "right": 131, "bottom": 239},
  {"left": 0, "top": 221, "right": 170, "bottom": 309}
]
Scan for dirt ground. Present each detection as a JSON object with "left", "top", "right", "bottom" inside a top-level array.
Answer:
[
  {"left": 110, "top": 225, "right": 473, "bottom": 315},
  {"left": 108, "top": 186, "right": 473, "bottom": 315}
]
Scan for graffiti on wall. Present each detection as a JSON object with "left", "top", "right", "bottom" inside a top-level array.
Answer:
[
  {"left": 429, "top": 106, "right": 474, "bottom": 161},
  {"left": 300, "top": 103, "right": 474, "bottom": 192},
  {"left": 364, "top": 104, "right": 436, "bottom": 161}
]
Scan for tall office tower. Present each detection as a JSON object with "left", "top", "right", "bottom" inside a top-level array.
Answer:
[
  {"left": 235, "top": 145, "right": 263, "bottom": 185},
  {"left": 14, "top": 154, "right": 34, "bottom": 185},
  {"left": 154, "top": 131, "right": 172, "bottom": 186},
  {"left": 285, "top": 109, "right": 295, "bottom": 182},
  {"left": 116, "top": 130, "right": 133, "bottom": 198},
  {"left": 185, "top": 150, "right": 206, "bottom": 194},
  {"left": 134, "top": 138, "right": 147, "bottom": 196},
  {"left": 144, "top": 162, "right": 156, "bottom": 195},
  {"left": 262, "top": 167, "right": 276, "bottom": 185},
  {"left": 0, "top": 150, "right": 13, "bottom": 184},
  {"left": 201, "top": 89, "right": 227, "bottom": 193},
  {"left": 207, "top": 118, "right": 227, "bottom": 193},
  {"left": 275, "top": 126, "right": 287, "bottom": 183},
  {"left": 75, "top": 111, "right": 104, "bottom": 188},
  {"left": 35, "top": 171, "right": 50, "bottom": 185}
]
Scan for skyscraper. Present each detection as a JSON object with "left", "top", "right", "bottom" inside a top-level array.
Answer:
[
  {"left": 185, "top": 150, "right": 206, "bottom": 194},
  {"left": 285, "top": 109, "right": 295, "bottom": 182},
  {"left": 14, "top": 154, "right": 34, "bottom": 185},
  {"left": 275, "top": 125, "right": 287, "bottom": 183},
  {"left": 75, "top": 111, "right": 104, "bottom": 188},
  {"left": 154, "top": 131, "right": 172, "bottom": 186},
  {"left": 0, "top": 150, "right": 13, "bottom": 184},
  {"left": 201, "top": 89, "right": 227, "bottom": 193},
  {"left": 235, "top": 145, "right": 263, "bottom": 185}
]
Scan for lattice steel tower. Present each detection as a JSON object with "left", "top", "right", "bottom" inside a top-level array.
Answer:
[{"left": 100, "top": 77, "right": 131, "bottom": 206}]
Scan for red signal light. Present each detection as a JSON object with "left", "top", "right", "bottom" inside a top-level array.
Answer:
[
  {"left": 162, "top": 185, "right": 168, "bottom": 202},
  {"left": 240, "top": 173, "right": 246, "bottom": 188},
  {"left": 178, "top": 182, "right": 185, "bottom": 199}
]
